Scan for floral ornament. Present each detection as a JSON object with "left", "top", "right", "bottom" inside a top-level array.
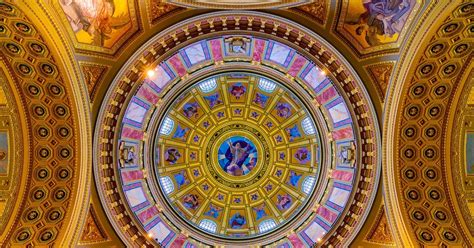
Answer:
[
  {"left": 217, "top": 194, "right": 224, "bottom": 201},
  {"left": 265, "top": 184, "right": 273, "bottom": 192},
  {"left": 251, "top": 193, "right": 259, "bottom": 201},
  {"left": 279, "top": 152, "right": 285, "bottom": 160}
]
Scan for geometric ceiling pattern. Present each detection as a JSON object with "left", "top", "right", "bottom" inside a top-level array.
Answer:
[
  {"left": 383, "top": 1, "right": 473, "bottom": 246},
  {"left": 0, "top": 0, "right": 472, "bottom": 247},
  {"left": 93, "top": 13, "right": 381, "bottom": 246},
  {"left": 153, "top": 72, "right": 322, "bottom": 240},
  {"left": 0, "top": 1, "right": 90, "bottom": 246}
]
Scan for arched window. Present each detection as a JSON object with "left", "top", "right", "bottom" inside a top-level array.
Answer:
[
  {"left": 302, "top": 176, "right": 316, "bottom": 194},
  {"left": 159, "top": 117, "right": 174, "bottom": 135},
  {"left": 302, "top": 117, "right": 316, "bottom": 135},
  {"left": 258, "top": 77, "right": 276, "bottom": 93},
  {"left": 198, "top": 78, "right": 217, "bottom": 93},
  {"left": 199, "top": 219, "right": 217, "bottom": 233},
  {"left": 258, "top": 219, "right": 277, "bottom": 233},
  {"left": 159, "top": 176, "right": 174, "bottom": 194}
]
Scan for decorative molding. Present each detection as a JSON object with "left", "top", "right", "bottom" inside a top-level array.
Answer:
[
  {"left": 366, "top": 62, "right": 395, "bottom": 102},
  {"left": 79, "top": 63, "right": 108, "bottom": 101},
  {"left": 78, "top": 204, "right": 108, "bottom": 244},
  {"left": 0, "top": 1, "right": 91, "bottom": 246},
  {"left": 293, "top": 0, "right": 329, "bottom": 25},
  {"left": 150, "top": 0, "right": 183, "bottom": 25},
  {"left": 365, "top": 205, "right": 395, "bottom": 245},
  {"left": 165, "top": 0, "right": 312, "bottom": 9}
]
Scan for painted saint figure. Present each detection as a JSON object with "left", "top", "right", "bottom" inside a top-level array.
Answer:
[
  {"left": 230, "top": 83, "right": 246, "bottom": 99},
  {"left": 218, "top": 136, "right": 257, "bottom": 177},
  {"left": 276, "top": 194, "right": 292, "bottom": 210},
  {"left": 182, "top": 194, "right": 199, "bottom": 210},
  {"left": 229, "top": 212, "right": 246, "bottom": 229}
]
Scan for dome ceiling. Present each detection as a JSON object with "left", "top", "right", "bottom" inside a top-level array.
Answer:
[
  {"left": 152, "top": 72, "right": 321, "bottom": 239},
  {"left": 2, "top": 0, "right": 472, "bottom": 247},
  {"left": 94, "top": 12, "right": 380, "bottom": 247}
]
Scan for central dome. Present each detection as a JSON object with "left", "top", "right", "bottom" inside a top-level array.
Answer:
[{"left": 154, "top": 72, "right": 321, "bottom": 238}]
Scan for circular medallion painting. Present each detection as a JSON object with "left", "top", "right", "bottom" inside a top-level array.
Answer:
[
  {"left": 154, "top": 72, "right": 321, "bottom": 239},
  {"left": 218, "top": 136, "right": 258, "bottom": 177}
]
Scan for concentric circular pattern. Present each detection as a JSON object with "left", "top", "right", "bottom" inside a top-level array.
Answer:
[
  {"left": 95, "top": 12, "right": 379, "bottom": 247},
  {"left": 154, "top": 73, "right": 320, "bottom": 238}
]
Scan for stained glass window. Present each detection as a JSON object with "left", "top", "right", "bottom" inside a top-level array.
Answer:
[
  {"left": 302, "top": 117, "right": 316, "bottom": 135},
  {"left": 199, "top": 219, "right": 217, "bottom": 233},
  {"left": 302, "top": 176, "right": 316, "bottom": 194},
  {"left": 159, "top": 117, "right": 174, "bottom": 135},
  {"left": 258, "top": 77, "right": 276, "bottom": 93},
  {"left": 258, "top": 219, "right": 277, "bottom": 233},
  {"left": 199, "top": 78, "right": 217, "bottom": 93},
  {"left": 159, "top": 176, "right": 174, "bottom": 194}
]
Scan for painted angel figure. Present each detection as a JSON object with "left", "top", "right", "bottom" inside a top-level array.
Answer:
[{"left": 60, "top": 0, "right": 130, "bottom": 46}]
